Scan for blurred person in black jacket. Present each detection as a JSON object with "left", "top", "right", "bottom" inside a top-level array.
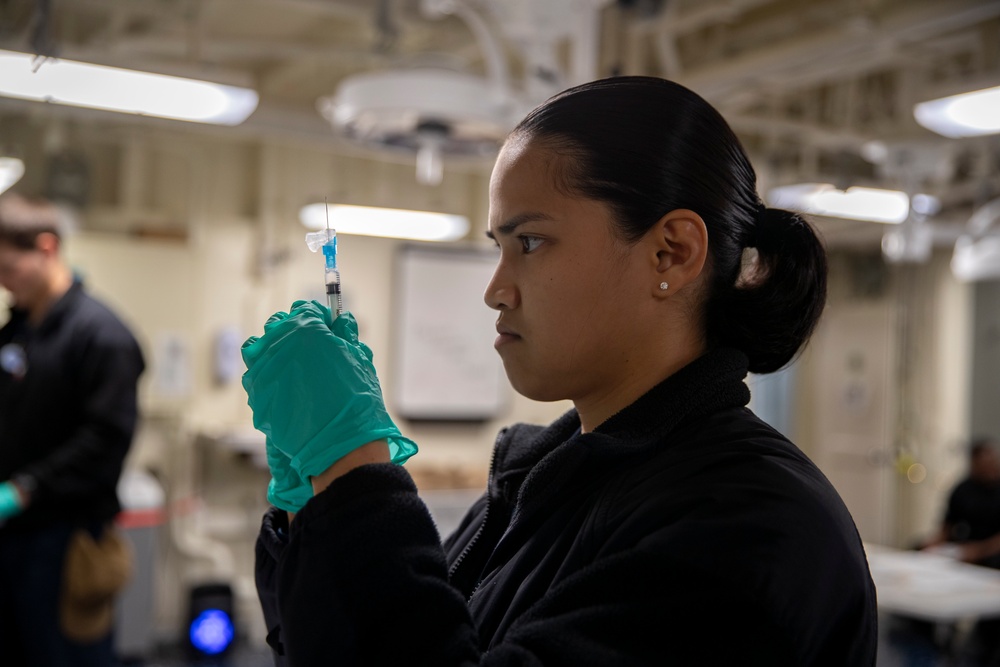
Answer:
[
  {"left": 245, "top": 77, "right": 877, "bottom": 666},
  {"left": 920, "top": 436, "right": 1000, "bottom": 665},
  {"left": 924, "top": 437, "right": 1000, "bottom": 568},
  {"left": 0, "top": 193, "right": 145, "bottom": 667}
]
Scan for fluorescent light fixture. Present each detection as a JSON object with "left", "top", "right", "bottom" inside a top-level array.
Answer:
[
  {"left": 0, "top": 157, "right": 24, "bottom": 194},
  {"left": 299, "top": 204, "right": 469, "bottom": 242},
  {"left": 914, "top": 85, "right": 1000, "bottom": 138},
  {"left": 0, "top": 50, "right": 258, "bottom": 125},
  {"left": 767, "top": 183, "right": 922, "bottom": 224}
]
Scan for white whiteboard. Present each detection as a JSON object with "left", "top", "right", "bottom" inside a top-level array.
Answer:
[{"left": 393, "top": 245, "right": 510, "bottom": 421}]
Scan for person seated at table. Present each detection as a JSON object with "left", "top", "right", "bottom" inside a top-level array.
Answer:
[
  {"left": 923, "top": 436, "right": 1000, "bottom": 568},
  {"left": 920, "top": 436, "right": 1000, "bottom": 666}
]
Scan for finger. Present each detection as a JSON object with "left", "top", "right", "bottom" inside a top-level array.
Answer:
[
  {"left": 263, "top": 311, "right": 291, "bottom": 334},
  {"left": 240, "top": 336, "right": 261, "bottom": 367},
  {"left": 330, "top": 311, "right": 360, "bottom": 344}
]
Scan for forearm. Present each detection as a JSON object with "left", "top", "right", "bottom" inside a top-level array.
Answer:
[
  {"left": 284, "top": 440, "right": 391, "bottom": 524},
  {"left": 309, "top": 440, "right": 391, "bottom": 495},
  {"left": 21, "top": 428, "right": 131, "bottom": 501},
  {"left": 921, "top": 525, "right": 951, "bottom": 549},
  {"left": 961, "top": 533, "right": 1000, "bottom": 563},
  {"left": 277, "top": 464, "right": 479, "bottom": 666}
]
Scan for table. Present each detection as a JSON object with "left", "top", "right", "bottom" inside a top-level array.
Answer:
[{"left": 866, "top": 542, "right": 1000, "bottom": 623}]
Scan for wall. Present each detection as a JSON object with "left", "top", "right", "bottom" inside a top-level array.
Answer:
[
  {"left": 971, "top": 280, "right": 1000, "bottom": 440},
  {"left": 795, "top": 250, "right": 973, "bottom": 548}
]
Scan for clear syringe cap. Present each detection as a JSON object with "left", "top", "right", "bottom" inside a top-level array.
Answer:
[{"left": 305, "top": 229, "right": 337, "bottom": 253}]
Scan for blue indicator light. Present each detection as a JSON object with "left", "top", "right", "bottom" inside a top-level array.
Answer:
[{"left": 189, "top": 608, "right": 234, "bottom": 655}]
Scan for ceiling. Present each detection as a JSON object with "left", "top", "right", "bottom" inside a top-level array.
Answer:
[{"left": 0, "top": 0, "right": 998, "bottom": 247}]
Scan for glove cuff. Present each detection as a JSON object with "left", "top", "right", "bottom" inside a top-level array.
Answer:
[
  {"left": 267, "top": 477, "right": 315, "bottom": 513},
  {"left": 387, "top": 435, "right": 418, "bottom": 466},
  {"left": 291, "top": 424, "right": 405, "bottom": 480}
]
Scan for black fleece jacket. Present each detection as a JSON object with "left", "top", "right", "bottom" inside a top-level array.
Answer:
[
  {"left": 255, "top": 348, "right": 877, "bottom": 666},
  {"left": 0, "top": 280, "right": 144, "bottom": 530}
]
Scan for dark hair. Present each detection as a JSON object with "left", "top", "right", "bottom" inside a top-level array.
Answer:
[
  {"left": 0, "top": 192, "right": 63, "bottom": 250},
  {"left": 971, "top": 437, "right": 999, "bottom": 460},
  {"left": 510, "top": 76, "right": 827, "bottom": 374}
]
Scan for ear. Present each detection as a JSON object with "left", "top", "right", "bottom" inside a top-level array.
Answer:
[{"left": 646, "top": 209, "right": 708, "bottom": 298}]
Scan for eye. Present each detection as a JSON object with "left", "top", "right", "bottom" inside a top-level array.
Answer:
[{"left": 519, "top": 235, "right": 543, "bottom": 254}]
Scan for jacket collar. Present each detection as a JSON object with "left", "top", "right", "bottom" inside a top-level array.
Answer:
[
  {"left": 9, "top": 278, "right": 84, "bottom": 337},
  {"left": 492, "top": 347, "right": 751, "bottom": 508}
]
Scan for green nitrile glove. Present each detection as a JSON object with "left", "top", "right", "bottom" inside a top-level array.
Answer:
[
  {"left": 265, "top": 436, "right": 315, "bottom": 513},
  {"left": 0, "top": 481, "right": 24, "bottom": 521},
  {"left": 243, "top": 310, "right": 315, "bottom": 512},
  {"left": 241, "top": 301, "right": 417, "bottom": 488}
]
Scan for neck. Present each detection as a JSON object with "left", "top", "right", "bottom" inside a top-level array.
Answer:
[
  {"left": 28, "top": 265, "right": 73, "bottom": 325},
  {"left": 574, "top": 336, "right": 706, "bottom": 434}
]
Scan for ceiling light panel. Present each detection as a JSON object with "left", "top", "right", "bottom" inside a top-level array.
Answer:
[{"left": 0, "top": 50, "right": 258, "bottom": 125}]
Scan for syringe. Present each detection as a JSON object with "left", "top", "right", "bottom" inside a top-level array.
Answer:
[{"left": 305, "top": 220, "right": 343, "bottom": 318}]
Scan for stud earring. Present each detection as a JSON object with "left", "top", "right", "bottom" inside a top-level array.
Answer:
[{"left": 659, "top": 282, "right": 669, "bottom": 291}]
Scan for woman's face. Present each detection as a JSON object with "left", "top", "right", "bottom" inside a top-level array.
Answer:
[{"left": 485, "top": 138, "right": 660, "bottom": 404}]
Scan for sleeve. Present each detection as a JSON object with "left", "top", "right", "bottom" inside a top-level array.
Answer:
[
  {"left": 21, "top": 328, "right": 144, "bottom": 503},
  {"left": 263, "top": 464, "right": 796, "bottom": 667},
  {"left": 943, "top": 483, "right": 966, "bottom": 527},
  {"left": 256, "top": 507, "right": 291, "bottom": 667}
]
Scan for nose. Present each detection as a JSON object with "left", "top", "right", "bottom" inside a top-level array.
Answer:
[{"left": 484, "top": 257, "right": 518, "bottom": 311}]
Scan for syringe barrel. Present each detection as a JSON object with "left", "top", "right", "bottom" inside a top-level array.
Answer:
[{"left": 325, "top": 267, "right": 343, "bottom": 317}]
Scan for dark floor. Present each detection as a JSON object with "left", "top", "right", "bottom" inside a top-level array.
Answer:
[
  {"left": 878, "top": 615, "right": 1000, "bottom": 667},
  {"left": 114, "top": 614, "right": 1000, "bottom": 667},
  {"left": 117, "top": 641, "right": 273, "bottom": 667}
]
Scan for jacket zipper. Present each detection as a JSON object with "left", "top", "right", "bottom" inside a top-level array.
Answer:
[{"left": 448, "top": 429, "right": 505, "bottom": 587}]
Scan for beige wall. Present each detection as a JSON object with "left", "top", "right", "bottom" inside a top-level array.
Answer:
[{"left": 796, "top": 250, "right": 973, "bottom": 548}]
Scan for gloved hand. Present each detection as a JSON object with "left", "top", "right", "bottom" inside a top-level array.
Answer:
[
  {"left": 242, "top": 301, "right": 417, "bottom": 507},
  {"left": 0, "top": 481, "right": 24, "bottom": 521}
]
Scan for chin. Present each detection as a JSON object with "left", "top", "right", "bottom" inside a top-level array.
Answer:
[{"left": 503, "top": 364, "right": 570, "bottom": 403}]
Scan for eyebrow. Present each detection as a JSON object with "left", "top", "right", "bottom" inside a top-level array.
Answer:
[{"left": 485, "top": 212, "right": 555, "bottom": 240}]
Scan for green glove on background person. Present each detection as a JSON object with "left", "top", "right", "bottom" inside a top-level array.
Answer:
[
  {"left": 242, "top": 301, "right": 417, "bottom": 512},
  {"left": 0, "top": 481, "right": 24, "bottom": 521}
]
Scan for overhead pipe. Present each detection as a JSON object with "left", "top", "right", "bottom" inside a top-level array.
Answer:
[
  {"left": 421, "top": 0, "right": 512, "bottom": 103},
  {"left": 668, "top": 0, "right": 1000, "bottom": 104}
]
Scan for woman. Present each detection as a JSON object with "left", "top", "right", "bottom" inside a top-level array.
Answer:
[{"left": 243, "top": 76, "right": 877, "bottom": 666}]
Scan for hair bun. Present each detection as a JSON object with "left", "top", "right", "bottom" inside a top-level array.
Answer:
[{"left": 710, "top": 207, "right": 828, "bottom": 374}]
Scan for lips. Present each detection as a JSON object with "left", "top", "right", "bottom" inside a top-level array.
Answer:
[
  {"left": 496, "top": 322, "right": 519, "bottom": 337},
  {"left": 494, "top": 321, "right": 521, "bottom": 348}
]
